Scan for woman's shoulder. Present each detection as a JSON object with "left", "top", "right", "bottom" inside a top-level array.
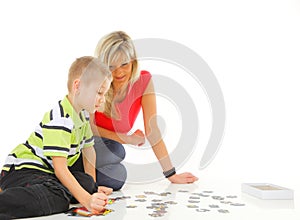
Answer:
[
  {"left": 139, "top": 70, "right": 152, "bottom": 84},
  {"left": 140, "top": 70, "right": 152, "bottom": 77},
  {"left": 130, "top": 70, "right": 152, "bottom": 95}
]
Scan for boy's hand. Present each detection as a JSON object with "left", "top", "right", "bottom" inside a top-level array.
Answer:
[
  {"left": 87, "top": 192, "right": 108, "bottom": 214},
  {"left": 98, "top": 186, "right": 113, "bottom": 195}
]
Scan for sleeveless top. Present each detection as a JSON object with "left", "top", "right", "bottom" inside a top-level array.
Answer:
[{"left": 94, "top": 70, "right": 152, "bottom": 133}]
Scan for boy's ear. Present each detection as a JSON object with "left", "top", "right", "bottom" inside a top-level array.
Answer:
[{"left": 73, "top": 79, "right": 81, "bottom": 93}]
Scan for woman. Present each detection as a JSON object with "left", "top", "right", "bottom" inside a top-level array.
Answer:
[{"left": 91, "top": 31, "right": 198, "bottom": 190}]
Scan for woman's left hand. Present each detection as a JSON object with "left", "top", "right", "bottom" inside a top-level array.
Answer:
[{"left": 168, "top": 172, "right": 198, "bottom": 184}]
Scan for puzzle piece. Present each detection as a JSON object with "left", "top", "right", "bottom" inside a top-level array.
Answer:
[
  {"left": 226, "top": 195, "right": 238, "bottom": 199},
  {"left": 164, "top": 201, "right": 177, "bottom": 205},
  {"left": 144, "top": 191, "right": 157, "bottom": 195},
  {"left": 230, "top": 203, "right": 245, "bottom": 206},
  {"left": 202, "top": 190, "right": 213, "bottom": 193},
  {"left": 66, "top": 207, "right": 113, "bottom": 217},
  {"left": 209, "top": 204, "right": 220, "bottom": 208},
  {"left": 126, "top": 205, "right": 138, "bottom": 208},
  {"left": 187, "top": 204, "right": 199, "bottom": 208},
  {"left": 196, "top": 208, "right": 210, "bottom": 212},
  {"left": 212, "top": 196, "right": 224, "bottom": 200},
  {"left": 189, "top": 196, "right": 200, "bottom": 200},
  {"left": 135, "top": 199, "right": 147, "bottom": 202},
  {"left": 188, "top": 200, "right": 200, "bottom": 203},
  {"left": 136, "top": 195, "right": 146, "bottom": 198},
  {"left": 159, "top": 192, "right": 172, "bottom": 196},
  {"left": 107, "top": 198, "right": 115, "bottom": 204},
  {"left": 218, "top": 209, "right": 230, "bottom": 213}
]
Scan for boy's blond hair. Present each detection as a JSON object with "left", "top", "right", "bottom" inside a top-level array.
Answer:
[{"left": 67, "top": 56, "right": 111, "bottom": 92}]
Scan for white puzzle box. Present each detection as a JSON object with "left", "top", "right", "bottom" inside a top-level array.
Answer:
[{"left": 242, "top": 183, "right": 294, "bottom": 200}]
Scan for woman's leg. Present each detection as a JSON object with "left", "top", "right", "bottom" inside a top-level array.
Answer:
[
  {"left": 96, "top": 163, "right": 127, "bottom": 191},
  {"left": 93, "top": 137, "right": 127, "bottom": 190}
]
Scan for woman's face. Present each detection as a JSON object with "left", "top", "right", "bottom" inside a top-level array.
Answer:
[{"left": 109, "top": 61, "right": 133, "bottom": 88}]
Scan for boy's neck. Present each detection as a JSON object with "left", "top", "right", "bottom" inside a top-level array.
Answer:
[{"left": 67, "top": 94, "right": 81, "bottom": 114}]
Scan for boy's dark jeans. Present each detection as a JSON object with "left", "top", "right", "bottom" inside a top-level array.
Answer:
[{"left": 0, "top": 168, "right": 97, "bottom": 219}]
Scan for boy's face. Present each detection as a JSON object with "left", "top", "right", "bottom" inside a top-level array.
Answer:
[
  {"left": 94, "top": 78, "right": 111, "bottom": 112},
  {"left": 77, "top": 75, "right": 111, "bottom": 114}
]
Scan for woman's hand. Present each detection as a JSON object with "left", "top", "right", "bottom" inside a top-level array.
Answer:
[
  {"left": 98, "top": 186, "right": 113, "bottom": 195},
  {"left": 168, "top": 172, "right": 198, "bottom": 184},
  {"left": 86, "top": 192, "right": 108, "bottom": 214},
  {"left": 127, "top": 129, "right": 145, "bottom": 146}
]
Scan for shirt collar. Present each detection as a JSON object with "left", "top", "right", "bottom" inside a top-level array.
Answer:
[{"left": 60, "top": 95, "right": 85, "bottom": 128}]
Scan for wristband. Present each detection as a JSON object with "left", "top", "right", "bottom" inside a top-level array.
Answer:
[{"left": 163, "top": 167, "right": 176, "bottom": 178}]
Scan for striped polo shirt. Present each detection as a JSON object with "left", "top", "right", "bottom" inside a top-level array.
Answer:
[{"left": 2, "top": 96, "right": 94, "bottom": 174}]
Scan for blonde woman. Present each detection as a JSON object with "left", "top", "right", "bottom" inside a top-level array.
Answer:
[{"left": 91, "top": 31, "right": 198, "bottom": 190}]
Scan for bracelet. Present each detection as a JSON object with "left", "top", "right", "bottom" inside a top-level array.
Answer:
[{"left": 163, "top": 167, "right": 176, "bottom": 178}]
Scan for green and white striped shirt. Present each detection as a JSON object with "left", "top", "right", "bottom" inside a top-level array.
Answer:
[{"left": 2, "top": 96, "right": 94, "bottom": 174}]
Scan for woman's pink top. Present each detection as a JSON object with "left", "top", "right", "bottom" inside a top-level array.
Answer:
[{"left": 94, "top": 70, "right": 152, "bottom": 133}]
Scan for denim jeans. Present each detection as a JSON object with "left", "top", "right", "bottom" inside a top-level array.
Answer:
[
  {"left": 0, "top": 168, "right": 97, "bottom": 219},
  {"left": 94, "top": 137, "right": 127, "bottom": 191}
]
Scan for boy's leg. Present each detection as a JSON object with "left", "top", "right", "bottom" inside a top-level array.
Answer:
[
  {"left": 70, "top": 171, "right": 98, "bottom": 204},
  {"left": 0, "top": 181, "right": 70, "bottom": 218},
  {"left": 0, "top": 169, "right": 71, "bottom": 219},
  {"left": 0, "top": 214, "right": 11, "bottom": 220},
  {"left": 69, "top": 154, "right": 84, "bottom": 172}
]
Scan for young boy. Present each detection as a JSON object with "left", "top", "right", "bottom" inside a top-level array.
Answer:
[{"left": 0, "top": 56, "right": 113, "bottom": 219}]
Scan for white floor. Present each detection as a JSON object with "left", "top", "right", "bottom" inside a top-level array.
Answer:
[{"left": 20, "top": 173, "right": 300, "bottom": 220}]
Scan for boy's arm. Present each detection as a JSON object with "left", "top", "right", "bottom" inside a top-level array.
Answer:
[
  {"left": 82, "top": 146, "right": 113, "bottom": 195},
  {"left": 82, "top": 146, "right": 96, "bottom": 181},
  {"left": 52, "top": 156, "right": 107, "bottom": 214}
]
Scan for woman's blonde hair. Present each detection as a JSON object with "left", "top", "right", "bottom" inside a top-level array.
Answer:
[{"left": 94, "top": 31, "right": 139, "bottom": 118}]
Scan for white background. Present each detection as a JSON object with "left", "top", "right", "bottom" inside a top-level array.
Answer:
[{"left": 0, "top": 0, "right": 300, "bottom": 207}]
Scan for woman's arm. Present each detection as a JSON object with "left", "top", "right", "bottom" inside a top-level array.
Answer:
[
  {"left": 141, "top": 79, "right": 198, "bottom": 184},
  {"left": 52, "top": 156, "right": 107, "bottom": 214},
  {"left": 90, "top": 115, "right": 145, "bottom": 146}
]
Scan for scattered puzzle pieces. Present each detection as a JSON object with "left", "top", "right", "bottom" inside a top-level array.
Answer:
[{"left": 78, "top": 189, "right": 246, "bottom": 218}]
